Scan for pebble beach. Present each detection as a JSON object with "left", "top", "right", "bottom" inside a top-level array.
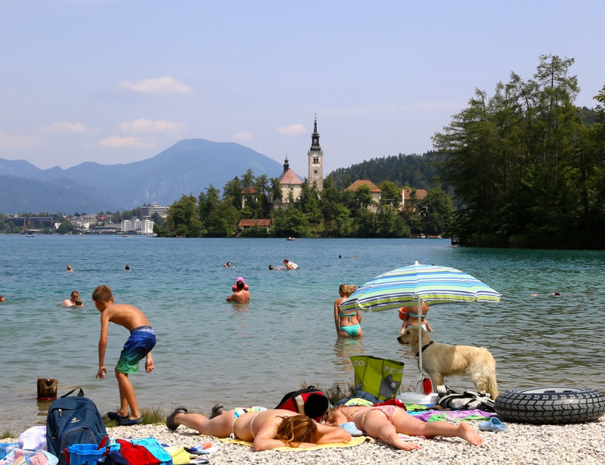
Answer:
[{"left": 6, "top": 415, "right": 604, "bottom": 465}]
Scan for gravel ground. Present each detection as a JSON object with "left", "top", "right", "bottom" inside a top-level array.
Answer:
[
  {"left": 5, "top": 416, "right": 604, "bottom": 464},
  {"left": 74, "top": 417, "right": 605, "bottom": 464}
]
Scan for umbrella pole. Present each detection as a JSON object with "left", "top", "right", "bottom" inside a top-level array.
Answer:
[{"left": 417, "top": 295, "right": 423, "bottom": 391}]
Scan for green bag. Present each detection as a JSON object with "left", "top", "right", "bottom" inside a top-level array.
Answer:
[{"left": 350, "top": 355, "right": 405, "bottom": 401}]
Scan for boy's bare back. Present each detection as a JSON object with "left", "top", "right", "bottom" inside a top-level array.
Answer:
[{"left": 102, "top": 303, "right": 150, "bottom": 331}]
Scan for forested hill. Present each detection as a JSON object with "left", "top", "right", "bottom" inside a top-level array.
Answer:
[{"left": 329, "top": 152, "right": 442, "bottom": 190}]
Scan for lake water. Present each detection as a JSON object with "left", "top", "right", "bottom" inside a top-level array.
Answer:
[{"left": 1, "top": 235, "right": 604, "bottom": 433}]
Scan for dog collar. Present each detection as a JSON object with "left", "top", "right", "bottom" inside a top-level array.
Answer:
[{"left": 415, "top": 340, "right": 434, "bottom": 357}]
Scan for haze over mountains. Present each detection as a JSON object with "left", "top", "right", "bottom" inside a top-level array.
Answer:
[{"left": 0, "top": 139, "right": 283, "bottom": 214}]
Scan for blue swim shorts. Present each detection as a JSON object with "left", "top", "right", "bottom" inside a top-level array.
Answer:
[{"left": 116, "top": 326, "right": 156, "bottom": 374}]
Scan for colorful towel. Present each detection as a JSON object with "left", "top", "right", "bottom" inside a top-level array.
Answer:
[
  {"left": 409, "top": 409, "right": 497, "bottom": 422},
  {"left": 219, "top": 436, "right": 371, "bottom": 451}
]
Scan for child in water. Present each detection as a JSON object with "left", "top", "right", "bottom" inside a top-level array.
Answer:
[{"left": 399, "top": 302, "right": 433, "bottom": 334}]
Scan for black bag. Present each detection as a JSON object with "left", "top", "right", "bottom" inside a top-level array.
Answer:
[
  {"left": 46, "top": 388, "right": 107, "bottom": 464},
  {"left": 436, "top": 385, "right": 496, "bottom": 412},
  {"left": 274, "top": 386, "right": 330, "bottom": 421}
]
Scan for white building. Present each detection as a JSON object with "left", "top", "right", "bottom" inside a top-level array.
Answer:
[
  {"left": 121, "top": 218, "right": 155, "bottom": 234},
  {"left": 72, "top": 214, "right": 98, "bottom": 230},
  {"left": 140, "top": 204, "right": 168, "bottom": 218},
  {"left": 278, "top": 157, "right": 303, "bottom": 203}
]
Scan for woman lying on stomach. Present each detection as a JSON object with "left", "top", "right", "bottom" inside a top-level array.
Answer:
[{"left": 166, "top": 407, "right": 352, "bottom": 451}]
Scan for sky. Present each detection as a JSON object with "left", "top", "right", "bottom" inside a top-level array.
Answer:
[{"left": 1, "top": 0, "right": 604, "bottom": 177}]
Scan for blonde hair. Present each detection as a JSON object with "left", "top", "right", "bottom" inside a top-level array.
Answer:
[
  {"left": 325, "top": 406, "right": 342, "bottom": 424},
  {"left": 92, "top": 285, "right": 113, "bottom": 304},
  {"left": 338, "top": 284, "right": 355, "bottom": 297},
  {"left": 275, "top": 415, "right": 322, "bottom": 447}
]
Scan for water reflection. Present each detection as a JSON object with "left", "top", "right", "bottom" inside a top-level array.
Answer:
[
  {"left": 36, "top": 399, "right": 53, "bottom": 421},
  {"left": 332, "top": 337, "right": 366, "bottom": 375},
  {"left": 231, "top": 303, "right": 249, "bottom": 313}
]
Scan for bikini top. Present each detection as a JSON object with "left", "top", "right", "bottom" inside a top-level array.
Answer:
[
  {"left": 339, "top": 311, "right": 357, "bottom": 321},
  {"left": 408, "top": 312, "right": 427, "bottom": 319}
]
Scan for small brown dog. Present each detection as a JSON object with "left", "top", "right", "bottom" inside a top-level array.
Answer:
[{"left": 397, "top": 326, "right": 499, "bottom": 399}]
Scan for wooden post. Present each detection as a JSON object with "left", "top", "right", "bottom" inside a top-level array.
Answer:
[{"left": 37, "top": 378, "right": 58, "bottom": 400}]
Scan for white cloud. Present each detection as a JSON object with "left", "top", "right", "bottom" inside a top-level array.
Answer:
[
  {"left": 0, "top": 132, "right": 46, "bottom": 148},
  {"left": 119, "top": 76, "right": 193, "bottom": 94},
  {"left": 41, "top": 121, "right": 87, "bottom": 134},
  {"left": 233, "top": 131, "right": 253, "bottom": 141},
  {"left": 277, "top": 124, "right": 307, "bottom": 136},
  {"left": 119, "top": 119, "right": 185, "bottom": 135},
  {"left": 98, "top": 136, "right": 155, "bottom": 149}
]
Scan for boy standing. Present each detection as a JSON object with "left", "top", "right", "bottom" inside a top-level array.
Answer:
[{"left": 92, "top": 284, "right": 156, "bottom": 426}]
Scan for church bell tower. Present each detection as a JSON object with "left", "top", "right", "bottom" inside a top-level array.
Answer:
[{"left": 307, "top": 115, "right": 324, "bottom": 191}]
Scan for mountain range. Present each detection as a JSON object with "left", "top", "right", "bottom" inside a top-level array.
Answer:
[{"left": 0, "top": 139, "right": 283, "bottom": 214}]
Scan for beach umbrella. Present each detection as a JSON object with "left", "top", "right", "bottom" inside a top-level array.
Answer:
[{"left": 341, "top": 261, "right": 501, "bottom": 386}]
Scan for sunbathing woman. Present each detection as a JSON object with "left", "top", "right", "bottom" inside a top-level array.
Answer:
[
  {"left": 398, "top": 302, "right": 433, "bottom": 334},
  {"left": 325, "top": 404, "right": 482, "bottom": 451},
  {"left": 334, "top": 284, "right": 362, "bottom": 338},
  {"left": 166, "top": 407, "right": 352, "bottom": 451}
]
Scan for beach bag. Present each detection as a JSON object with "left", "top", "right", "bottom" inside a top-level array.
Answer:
[
  {"left": 436, "top": 386, "right": 496, "bottom": 412},
  {"left": 46, "top": 388, "right": 107, "bottom": 465},
  {"left": 350, "top": 355, "right": 405, "bottom": 401},
  {"left": 274, "top": 386, "right": 330, "bottom": 421}
]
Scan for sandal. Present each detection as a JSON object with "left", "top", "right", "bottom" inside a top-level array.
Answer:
[
  {"left": 209, "top": 404, "right": 224, "bottom": 420},
  {"left": 166, "top": 407, "right": 188, "bottom": 430},
  {"left": 107, "top": 411, "right": 129, "bottom": 422}
]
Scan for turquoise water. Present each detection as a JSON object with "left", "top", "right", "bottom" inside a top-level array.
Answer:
[{"left": 1, "top": 236, "right": 604, "bottom": 432}]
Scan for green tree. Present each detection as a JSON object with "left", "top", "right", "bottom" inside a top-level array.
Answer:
[
  {"left": 198, "top": 185, "right": 220, "bottom": 226},
  {"left": 378, "top": 181, "right": 401, "bottom": 207},
  {"left": 419, "top": 188, "right": 454, "bottom": 235},
  {"left": 433, "top": 55, "right": 593, "bottom": 248},
  {"left": 377, "top": 207, "right": 409, "bottom": 237},
  {"left": 353, "top": 185, "right": 374, "bottom": 211},
  {"left": 57, "top": 220, "right": 75, "bottom": 235},
  {"left": 206, "top": 201, "right": 240, "bottom": 236},
  {"left": 162, "top": 195, "right": 199, "bottom": 237},
  {"left": 223, "top": 177, "right": 243, "bottom": 210}
]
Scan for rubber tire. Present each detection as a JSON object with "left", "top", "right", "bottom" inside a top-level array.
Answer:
[{"left": 495, "top": 387, "right": 605, "bottom": 425}]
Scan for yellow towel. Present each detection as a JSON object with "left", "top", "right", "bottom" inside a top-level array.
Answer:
[
  {"left": 163, "top": 446, "right": 193, "bottom": 464},
  {"left": 219, "top": 435, "right": 371, "bottom": 451}
]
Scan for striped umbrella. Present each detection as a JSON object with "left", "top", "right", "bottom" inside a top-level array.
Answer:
[
  {"left": 341, "top": 261, "right": 501, "bottom": 386},
  {"left": 340, "top": 261, "right": 501, "bottom": 312}
]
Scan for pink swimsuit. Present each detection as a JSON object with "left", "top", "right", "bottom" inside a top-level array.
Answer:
[{"left": 347, "top": 405, "right": 402, "bottom": 431}]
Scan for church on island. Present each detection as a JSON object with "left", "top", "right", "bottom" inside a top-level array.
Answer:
[{"left": 277, "top": 116, "right": 324, "bottom": 203}]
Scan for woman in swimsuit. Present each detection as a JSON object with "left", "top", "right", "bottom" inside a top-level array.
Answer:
[
  {"left": 399, "top": 302, "right": 433, "bottom": 334},
  {"left": 325, "top": 404, "right": 482, "bottom": 451},
  {"left": 166, "top": 407, "right": 351, "bottom": 451},
  {"left": 334, "top": 284, "right": 362, "bottom": 338}
]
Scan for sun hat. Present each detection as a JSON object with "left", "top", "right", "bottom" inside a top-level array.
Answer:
[{"left": 236, "top": 277, "right": 245, "bottom": 283}]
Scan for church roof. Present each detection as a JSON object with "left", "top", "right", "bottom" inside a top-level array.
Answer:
[
  {"left": 239, "top": 219, "right": 271, "bottom": 227},
  {"left": 345, "top": 179, "right": 381, "bottom": 193},
  {"left": 402, "top": 188, "right": 428, "bottom": 200},
  {"left": 278, "top": 168, "right": 303, "bottom": 186}
]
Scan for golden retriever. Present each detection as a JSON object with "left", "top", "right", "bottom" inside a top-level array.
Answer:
[{"left": 397, "top": 326, "right": 498, "bottom": 399}]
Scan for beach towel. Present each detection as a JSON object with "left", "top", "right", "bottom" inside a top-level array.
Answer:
[
  {"left": 105, "top": 438, "right": 172, "bottom": 465},
  {"left": 219, "top": 435, "right": 371, "bottom": 451},
  {"left": 409, "top": 409, "right": 497, "bottom": 422}
]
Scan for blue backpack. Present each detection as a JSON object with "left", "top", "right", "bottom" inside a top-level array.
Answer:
[{"left": 46, "top": 388, "right": 107, "bottom": 464}]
